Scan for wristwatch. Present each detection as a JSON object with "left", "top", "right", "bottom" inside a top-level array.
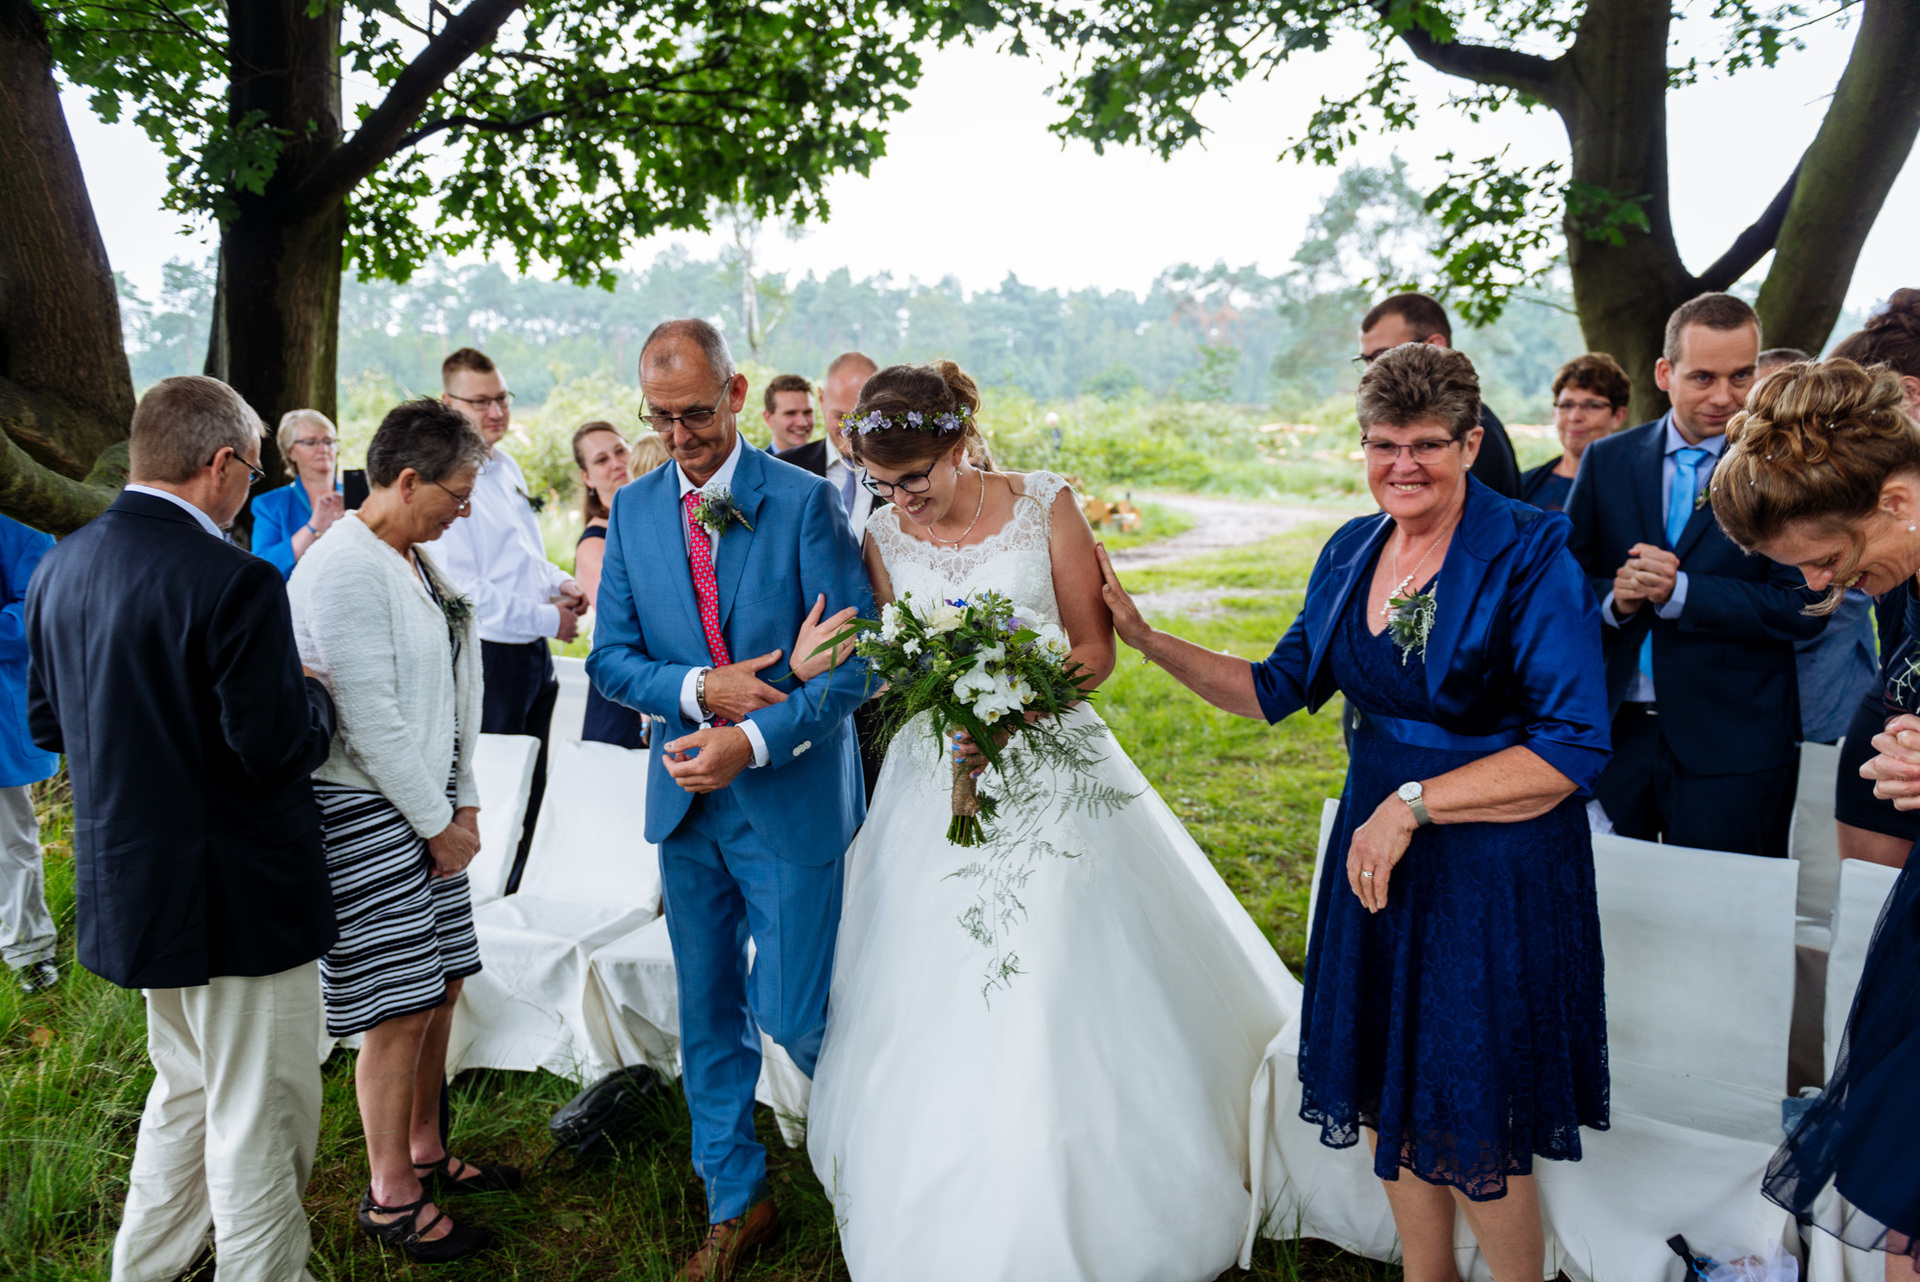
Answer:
[
  {"left": 1396, "top": 780, "right": 1432, "bottom": 827},
  {"left": 694, "top": 667, "right": 713, "bottom": 720}
]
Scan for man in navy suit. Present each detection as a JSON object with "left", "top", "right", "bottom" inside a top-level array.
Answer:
[
  {"left": 28, "top": 376, "right": 338, "bottom": 1280},
  {"left": 588, "top": 320, "right": 873, "bottom": 1279},
  {"left": 1565, "top": 294, "right": 1824, "bottom": 856}
]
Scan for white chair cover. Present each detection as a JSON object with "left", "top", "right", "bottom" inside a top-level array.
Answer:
[
  {"left": 466, "top": 733, "right": 540, "bottom": 905},
  {"left": 448, "top": 738, "right": 658, "bottom": 1078},
  {"left": 552, "top": 654, "right": 589, "bottom": 743},
  {"left": 1792, "top": 740, "right": 1844, "bottom": 933}
]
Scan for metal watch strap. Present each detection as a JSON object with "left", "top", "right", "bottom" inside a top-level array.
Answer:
[
  {"left": 695, "top": 667, "right": 711, "bottom": 719},
  {"left": 1406, "top": 792, "right": 1432, "bottom": 826}
]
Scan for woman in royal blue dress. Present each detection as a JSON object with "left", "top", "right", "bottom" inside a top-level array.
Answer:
[
  {"left": 250, "top": 409, "right": 345, "bottom": 579},
  {"left": 1710, "top": 356, "right": 1920, "bottom": 1274},
  {"left": 1098, "top": 341, "right": 1611, "bottom": 1282}
]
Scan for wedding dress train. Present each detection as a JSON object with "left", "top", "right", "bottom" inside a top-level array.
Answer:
[{"left": 806, "top": 471, "right": 1302, "bottom": 1281}]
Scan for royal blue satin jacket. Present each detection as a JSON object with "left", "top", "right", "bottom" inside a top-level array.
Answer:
[{"left": 1252, "top": 477, "right": 1613, "bottom": 792}]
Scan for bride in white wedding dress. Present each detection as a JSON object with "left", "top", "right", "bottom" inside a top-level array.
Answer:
[{"left": 799, "top": 361, "right": 1302, "bottom": 1282}]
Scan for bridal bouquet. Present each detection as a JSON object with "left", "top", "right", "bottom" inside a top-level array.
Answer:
[{"left": 825, "top": 590, "right": 1098, "bottom": 846}]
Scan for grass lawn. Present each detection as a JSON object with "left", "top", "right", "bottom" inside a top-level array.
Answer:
[{"left": 1, "top": 521, "right": 1386, "bottom": 1282}]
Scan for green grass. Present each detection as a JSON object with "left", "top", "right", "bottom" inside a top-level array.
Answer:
[{"left": 1, "top": 522, "right": 1387, "bottom": 1281}]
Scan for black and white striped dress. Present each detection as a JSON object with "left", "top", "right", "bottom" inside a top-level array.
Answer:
[{"left": 315, "top": 566, "right": 481, "bottom": 1038}]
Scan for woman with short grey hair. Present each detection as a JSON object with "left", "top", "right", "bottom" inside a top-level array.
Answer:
[
  {"left": 251, "top": 408, "right": 345, "bottom": 579},
  {"left": 289, "top": 398, "right": 513, "bottom": 1262}
]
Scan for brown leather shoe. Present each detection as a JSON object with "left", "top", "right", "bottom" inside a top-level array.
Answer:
[{"left": 675, "top": 1199, "right": 778, "bottom": 1281}]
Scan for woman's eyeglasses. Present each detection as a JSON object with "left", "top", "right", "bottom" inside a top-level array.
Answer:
[
  {"left": 862, "top": 466, "right": 938, "bottom": 498},
  {"left": 431, "top": 481, "right": 475, "bottom": 513},
  {"left": 1359, "top": 439, "right": 1459, "bottom": 463}
]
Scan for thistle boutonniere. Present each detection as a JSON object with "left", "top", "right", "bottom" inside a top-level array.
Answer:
[
  {"left": 440, "top": 591, "right": 473, "bottom": 632},
  {"left": 1385, "top": 587, "right": 1438, "bottom": 666},
  {"left": 690, "top": 486, "right": 754, "bottom": 538}
]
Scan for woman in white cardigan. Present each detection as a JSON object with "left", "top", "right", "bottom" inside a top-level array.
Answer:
[{"left": 289, "top": 400, "right": 507, "bottom": 1262}]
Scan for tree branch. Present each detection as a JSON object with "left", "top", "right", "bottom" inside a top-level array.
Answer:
[
  {"left": 0, "top": 381, "right": 121, "bottom": 532},
  {"left": 1393, "top": 17, "right": 1563, "bottom": 108},
  {"left": 286, "top": 0, "right": 526, "bottom": 214},
  {"left": 1695, "top": 154, "right": 1802, "bottom": 291}
]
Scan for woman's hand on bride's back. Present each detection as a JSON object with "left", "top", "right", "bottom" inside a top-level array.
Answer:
[{"left": 792, "top": 593, "right": 861, "bottom": 682}]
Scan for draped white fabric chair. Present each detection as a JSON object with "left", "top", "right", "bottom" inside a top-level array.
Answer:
[
  {"left": 552, "top": 654, "right": 590, "bottom": 743},
  {"left": 465, "top": 733, "right": 540, "bottom": 905},
  {"left": 1805, "top": 856, "right": 1904, "bottom": 1282},
  {"left": 447, "top": 737, "right": 658, "bottom": 1079},
  {"left": 1788, "top": 739, "right": 1845, "bottom": 1090},
  {"left": 1536, "top": 833, "right": 1801, "bottom": 1278}
]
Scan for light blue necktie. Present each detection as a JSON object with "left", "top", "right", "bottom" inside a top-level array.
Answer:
[
  {"left": 838, "top": 466, "right": 861, "bottom": 517},
  {"left": 1640, "top": 446, "right": 1712, "bottom": 681}
]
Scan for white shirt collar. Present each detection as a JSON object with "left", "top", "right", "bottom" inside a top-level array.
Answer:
[
  {"left": 676, "top": 432, "right": 747, "bottom": 499},
  {"left": 124, "top": 484, "right": 226, "bottom": 539}
]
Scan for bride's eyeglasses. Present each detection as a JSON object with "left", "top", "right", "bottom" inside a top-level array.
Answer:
[{"left": 862, "top": 466, "right": 938, "bottom": 498}]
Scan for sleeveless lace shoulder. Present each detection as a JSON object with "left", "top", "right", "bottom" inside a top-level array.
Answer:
[{"left": 868, "top": 471, "right": 1070, "bottom": 627}]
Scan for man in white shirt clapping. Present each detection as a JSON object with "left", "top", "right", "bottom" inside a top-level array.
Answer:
[{"left": 434, "top": 347, "right": 583, "bottom": 888}]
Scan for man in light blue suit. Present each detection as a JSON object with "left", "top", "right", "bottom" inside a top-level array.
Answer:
[{"left": 588, "top": 318, "right": 872, "bottom": 1280}]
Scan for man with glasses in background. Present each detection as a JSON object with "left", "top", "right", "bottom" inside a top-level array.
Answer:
[
  {"left": 435, "top": 347, "right": 583, "bottom": 890},
  {"left": 1358, "top": 293, "right": 1521, "bottom": 498}
]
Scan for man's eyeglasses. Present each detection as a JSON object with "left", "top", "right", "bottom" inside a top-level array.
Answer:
[
  {"left": 1359, "top": 439, "right": 1460, "bottom": 463},
  {"left": 431, "top": 480, "right": 475, "bottom": 513},
  {"left": 215, "top": 450, "right": 266, "bottom": 486},
  {"left": 447, "top": 391, "right": 515, "bottom": 411},
  {"left": 638, "top": 398, "right": 725, "bottom": 435},
  {"left": 1553, "top": 399, "right": 1619, "bottom": 415},
  {"left": 1353, "top": 349, "right": 1390, "bottom": 367},
  {"left": 862, "top": 465, "right": 938, "bottom": 498}
]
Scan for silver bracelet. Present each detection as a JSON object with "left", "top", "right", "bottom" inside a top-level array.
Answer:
[{"left": 694, "top": 667, "right": 712, "bottom": 719}]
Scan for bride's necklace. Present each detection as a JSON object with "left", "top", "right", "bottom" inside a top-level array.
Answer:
[
  {"left": 928, "top": 468, "right": 988, "bottom": 547},
  {"left": 1382, "top": 519, "right": 1454, "bottom": 618}
]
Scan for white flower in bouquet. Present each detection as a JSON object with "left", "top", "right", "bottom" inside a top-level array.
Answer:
[
  {"left": 1029, "top": 623, "right": 1070, "bottom": 661},
  {"left": 880, "top": 600, "right": 905, "bottom": 642},
  {"left": 925, "top": 602, "right": 966, "bottom": 634}
]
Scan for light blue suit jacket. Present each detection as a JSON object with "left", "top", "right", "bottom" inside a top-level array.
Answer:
[{"left": 587, "top": 442, "right": 875, "bottom": 864}]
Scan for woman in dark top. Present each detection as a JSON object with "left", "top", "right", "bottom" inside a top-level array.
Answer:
[
  {"left": 1100, "top": 342, "right": 1610, "bottom": 1282},
  {"left": 1712, "top": 356, "right": 1920, "bottom": 1270},
  {"left": 1823, "top": 293, "right": 1920, "bottom": 869},
  {"left": 572, "top": 421, "right": 660, "bottom": 748},
  {"left": 1518, "top": 353, "right": 1629, "bottom": 512}
]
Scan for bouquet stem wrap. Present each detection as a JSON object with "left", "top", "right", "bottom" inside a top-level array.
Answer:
[{"left": 949, "top": 753, "right": 984, "bottom": 847}]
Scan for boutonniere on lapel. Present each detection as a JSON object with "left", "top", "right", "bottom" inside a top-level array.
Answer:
[
  {"left": 691, "top": 486, "right": 754, "bottom": 539},
  {"left": 440, "top": 591, "right": 474, "bottom": 632},
  {"left": 1385, "top": 587, "right": 1438, "bottom": 667}
]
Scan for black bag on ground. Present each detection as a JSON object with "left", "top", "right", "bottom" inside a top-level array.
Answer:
[{"left": 546, "top": 1065, "right": 666, "bottom": 1167}]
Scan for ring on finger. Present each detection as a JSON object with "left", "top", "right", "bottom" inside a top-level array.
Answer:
[{"left": 1360, "top": 870, "right": 1375, "bottom": 879}]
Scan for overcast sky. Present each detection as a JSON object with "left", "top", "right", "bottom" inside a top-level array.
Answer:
[{"left": 74, "top": 17, "right": 1915, "bottom": 310}]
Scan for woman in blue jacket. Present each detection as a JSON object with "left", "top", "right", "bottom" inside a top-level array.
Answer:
[
  {"left": 1099, "top": 342, "right": 1611, "bottom": 1282},
  {"left": 251, "top": 409, "right": 345, "bottom": 579},
  {"left": 0, "top": 513, "right": 59, "bottom": 993}
]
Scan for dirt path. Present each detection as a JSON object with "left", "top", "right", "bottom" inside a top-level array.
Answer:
[{"left": 1111, "top": 494, "right": 1359, "bottom": 619}]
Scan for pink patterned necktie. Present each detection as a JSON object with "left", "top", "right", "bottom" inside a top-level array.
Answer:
[{"left": 684, "top": 492, "right": 732, "bottom": 722}]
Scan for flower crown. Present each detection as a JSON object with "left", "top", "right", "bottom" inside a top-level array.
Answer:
[{"left": 841, "top": 404, "right": 972, "bottom": 438}]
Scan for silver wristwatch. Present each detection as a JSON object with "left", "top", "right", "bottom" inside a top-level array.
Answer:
[
  {"left": 694, "top": 667, "right": 713, "bottom": 720},
  {"left": 1397, "top": 780, "right": 1432, "bottom": 827}
]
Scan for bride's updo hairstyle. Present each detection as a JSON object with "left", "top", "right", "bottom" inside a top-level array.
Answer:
[
  {"left": 1711, "top": 357, "right": 1920, "bottom": 613},
  {"left": 844, "top": 360, "right": 992, "bottom": 471}
]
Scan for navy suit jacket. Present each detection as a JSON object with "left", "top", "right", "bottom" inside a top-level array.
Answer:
[
  {"left": 26, "top": 491, "right": 338, "bottom": 988},
  {"left": 1253, "top": 477, "right": 1612, "bottom": 793},
  {"left": 587, "top": 442, "right": 876, "bottom": 863},
  {"left": 1564, "top": 418, "right": 1824, "bottom": 775}
]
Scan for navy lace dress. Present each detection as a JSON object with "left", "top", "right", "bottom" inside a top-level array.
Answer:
[
  {"left": 1764, "top": 591, "right": 1920, "bottom": 1255},
  {"left": 1300, "top": 557, "right": 1610, "bottom": 1200}
]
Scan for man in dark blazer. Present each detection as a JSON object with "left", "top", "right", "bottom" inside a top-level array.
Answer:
[
  {"left": 1359, "top": 293, "right": 1522, "bottom": 498},
  {"left": 1565, "top": 294, "right": 1823, "bottom": 857},
  {"left": 28, "top": 376, "right": 339, "bottom": 1280}
]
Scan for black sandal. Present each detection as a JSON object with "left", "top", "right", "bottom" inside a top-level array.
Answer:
[
  {"left": 356, "top": 1188, "right": 491, "bottom": 1263},
  {"left": 414, "top": 1152, "right": 522, "bottom": 1195}
]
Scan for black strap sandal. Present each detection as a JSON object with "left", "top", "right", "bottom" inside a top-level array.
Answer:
[
  {"left": 414, "top": 1152, "right": 523, "bottom": 1195},
  {"left": 356, "top": 1188, "right": 492, "bottom": 1263}
]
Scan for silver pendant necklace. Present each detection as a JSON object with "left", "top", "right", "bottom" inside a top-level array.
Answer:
[{"left": 1382, "top": 522, "right": 1453, "bottom": 617}]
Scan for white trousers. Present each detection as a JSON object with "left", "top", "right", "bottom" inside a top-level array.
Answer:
[
  {"left": 0, "top": 783, "right": 54, "bottom": 967},
  {"left": 111, "top": 962, "right": 323, "bottom": 1282}
]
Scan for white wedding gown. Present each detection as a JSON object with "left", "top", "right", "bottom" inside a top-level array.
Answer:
[{"left": 806, "top": 471, "right": 1303, "bottom": 1281}]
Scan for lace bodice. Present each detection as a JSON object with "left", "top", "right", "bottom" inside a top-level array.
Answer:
[{"left": 867, "top": 471, "right": 1068, "bottom": 626}]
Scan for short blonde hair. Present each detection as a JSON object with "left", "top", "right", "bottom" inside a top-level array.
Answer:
[
  {"left": 629, "top": 433, "right": 670, "bottom": 478},
  {"left": 275, "top": 409, "right": 337, "bottom": 479}
]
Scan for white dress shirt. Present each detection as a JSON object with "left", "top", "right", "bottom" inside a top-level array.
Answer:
[
  {"left": 125, "top": 484, "right": 225, "bottom": 539},
  {"left": 673, "top": 435, "right": 769, "bottom": 769},
  {"left": 432, "top": 449, "right": 574, "bottom": 644},
  {"left": 823, "top": 448, "right": 875, "bottom": 536},
  {"left": 1602, "top": 413, "right": 1726, "bottom": 703}
]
